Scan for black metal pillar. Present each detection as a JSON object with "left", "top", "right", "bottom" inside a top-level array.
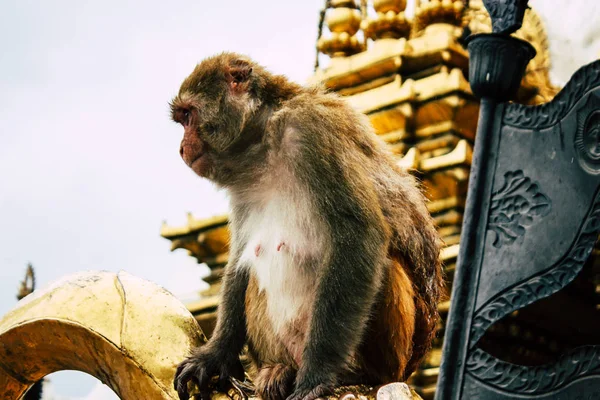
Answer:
[{"left": 435, "top": 1, "right": 535, "bottom": 398}]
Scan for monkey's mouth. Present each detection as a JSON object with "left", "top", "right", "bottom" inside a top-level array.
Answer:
[
  {"left": 190, "top": 151, "right": 206, "bottom": 169},
  {"left": 190, "top": 152, "right": 205, "bottom": 166},
  {"left": 190, "top": 152, "right": 210, "bottom": 176}
]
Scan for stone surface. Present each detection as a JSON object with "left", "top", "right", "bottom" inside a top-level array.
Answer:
[{"left": 376, "top": 383, "right": 422, "bottom": 400}]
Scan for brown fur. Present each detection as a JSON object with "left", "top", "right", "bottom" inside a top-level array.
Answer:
[
  {"left": 244, "top": 255, "right": 435, "bottom": 385},
  {"left": 171, "top": 53, "right": 444, "bottom": 400},
  {"left": 356, "top": 257, "right": 416, "bottom": 383},
  {"left": 245, "top": 275, "right": 296, "bottom": 367},
  {"left": 254, "top": 364, "right": 297, "bottom": 400}
]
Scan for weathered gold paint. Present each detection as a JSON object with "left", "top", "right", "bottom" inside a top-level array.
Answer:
[{"left": 0, "top": 271, "right": 206, "bottom": 400}]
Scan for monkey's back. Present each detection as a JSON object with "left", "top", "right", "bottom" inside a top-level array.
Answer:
[
  {"left": 340, "top": 100, "right": 444, "bottom": 379},
  {"left": 295, "top": 88, "right": 444, "bottom": 380},
  {"left": 350, "top": 108, "right": 444, "bottom": 380}
]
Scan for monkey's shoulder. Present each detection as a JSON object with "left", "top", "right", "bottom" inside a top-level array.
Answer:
[
  {"left": 267, "top": 89, "right": 373, "bottom": 152},
  {"left": 275, "top": 89, "right": 361, "bottom": 126}
]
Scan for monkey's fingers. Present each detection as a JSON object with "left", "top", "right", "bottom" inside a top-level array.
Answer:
[
  {"left": 228, "top": 376, "right": 254, "bottom": 399},
  {"left": 175, "top": 361, "right": 194, "bottom": 390},
  {"left": 230, "top": 376, "right": 255, "bottom": 394},
  {"left": 175, "top": 361, "right": 210, "bottom": 400},
  {"left": 175, "top": 362, "right": 195, "bottom": 399},
  {"left": 174, "top": 362, "right": 187, "bottom": 389}
]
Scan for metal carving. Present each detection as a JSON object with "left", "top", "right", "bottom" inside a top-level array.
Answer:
[
  {"left": 436, "top": 3, "right": 534, "bottom": 397},
  {"left": 466, "top": 346, "right": 600, "bottom": 394},
  {"left": 488, "top": 170, "right": 551, "bottom": 248},
  {"left": 482, "top": 0, "right": 528, "bottom": 35},
  {"left": 504, "top": 60, "right": 600, "bottom": 129},
  {"left": 467, "top": 34, "right": 535, "bottom": 101},
  {"left": 470, "top": 187, "right": 600, "bottom": 347},
  {"left": 575, "top": 92, "right": 600, "bottom": 174}
]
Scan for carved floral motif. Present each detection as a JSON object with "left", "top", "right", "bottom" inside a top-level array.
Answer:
[
  {"left": 575, "top": 92, "right": 600, "bottom": 174},
  {"left": 466, "top": 346, "right": 600, "bottom": 393},
  {"left": 482, "top": 0, "right": 528, "bottom": 35},
  {"left": 504, "top": 60, "right": 600, "bottom": 129},
  {"left": 470, "top": 188, "right": 600, "bottom": 347},
  {"left": 488, "top": 170, "right": 551, "bottom": 248}
]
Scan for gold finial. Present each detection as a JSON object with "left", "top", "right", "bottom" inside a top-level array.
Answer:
[
  {"left": 17, "top": 263, "right": 35, "bottom": 301},
  {"left": 414, "top": 0, "right": 465, "bottom": 33},
  {"left": 361, "top": 0, "right": 411, "bottom": 40},
  {"left": 317, "top": 0, "right": 365, "bottom": 58}
]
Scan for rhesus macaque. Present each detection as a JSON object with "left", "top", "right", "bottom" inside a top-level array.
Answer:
[{"left": 171, "top": 53, "right": 443, "bottom": 400}]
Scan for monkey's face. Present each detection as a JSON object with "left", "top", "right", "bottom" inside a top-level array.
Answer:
[
  {"left": 170, "top": 91, "right": 221, "bottom": 178},
  {"left": 170, "top": 54, "right": 258, "bottom": 179}
]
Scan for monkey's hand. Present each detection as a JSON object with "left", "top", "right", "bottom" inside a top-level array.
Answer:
[
  {"left": 286, "top": 372, "right": 335, "bottom": 400},
  {"left": 174, "top": 345, "right": 245, "bottom": 400}
]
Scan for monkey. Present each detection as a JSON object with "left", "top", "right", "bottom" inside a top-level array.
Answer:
[{"left": 170, "top": 52, "right": 443, "bottom": 400}]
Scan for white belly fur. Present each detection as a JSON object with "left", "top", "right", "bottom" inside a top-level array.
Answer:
[{"left": 238, "top": 193, "right": 323, "bottom": 334}]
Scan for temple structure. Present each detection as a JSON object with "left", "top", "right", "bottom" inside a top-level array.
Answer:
[
  {"left": 161, "top": 213, "right": 228, "bottom": 337},
  {"left": 161, "top": 1, "right": 600, "bottom": 398}
]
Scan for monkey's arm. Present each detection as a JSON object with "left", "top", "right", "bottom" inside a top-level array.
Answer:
[
  {"left": 174, "top": 252, "right": 250, "bottom": 399},
  {"left": 288, "top": 123, "right": 390, "bottom": 400},
  {"left": 205, "top": 259, "right": 249, "bottom": 353}
]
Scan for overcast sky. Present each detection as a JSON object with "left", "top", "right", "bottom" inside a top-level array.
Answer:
[{"left": 1, "top": 1, "right": 599, "bottom": 399}]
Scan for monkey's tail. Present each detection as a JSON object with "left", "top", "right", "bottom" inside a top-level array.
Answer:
[{"left": 392, "top": 228, "right": 445, "bottom": 379}]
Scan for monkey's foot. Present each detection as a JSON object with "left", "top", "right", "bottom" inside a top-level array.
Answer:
[
  {"left": 254, "top": 364, "right": 297, "bottom": 400},
  {"left": 286, "top": 383, "right": 333, "bottom": 400}
]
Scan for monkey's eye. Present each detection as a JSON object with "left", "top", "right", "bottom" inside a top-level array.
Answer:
[
  {"left": 181, "top": 110, "right": 191, "bottom": 125},
  {"left": 205, "top": 123, "right": 217, "bottom": 135}
]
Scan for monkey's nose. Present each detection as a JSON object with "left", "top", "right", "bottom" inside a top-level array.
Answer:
[{"left": 179, "top": 145, "right": 184, "bottom": 158}]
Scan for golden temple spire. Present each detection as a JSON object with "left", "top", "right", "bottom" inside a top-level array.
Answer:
[
  {"left": 317, "top": 0, "right": 365, "bottom": 58},
  {"left": 413, "top": 0, "right": 466, "bottom": 33},
  {"left": 362, "top": 0, "right": 411, "bottom": 40}
]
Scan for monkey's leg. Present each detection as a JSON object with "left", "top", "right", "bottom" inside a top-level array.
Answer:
[
  {"left": 245, "top": 275, "right": 297, "bottom": 365},
  {"left": 245, "top": 275, "right": 299, "bottom": 400},
  {"left": 254, "top": 364, "right": 297, "bottom": 400}
]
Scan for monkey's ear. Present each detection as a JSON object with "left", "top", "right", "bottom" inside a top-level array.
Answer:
[{"left": 226, "top": 60, "right": 253, "bottom": 91}]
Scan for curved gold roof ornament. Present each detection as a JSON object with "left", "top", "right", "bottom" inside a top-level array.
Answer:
[{"left": 0, "top": 271, "right": 206, "bottom": 400}]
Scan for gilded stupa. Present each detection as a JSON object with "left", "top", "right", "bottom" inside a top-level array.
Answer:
[{"left": 160, "top": 1, "right": 564, "bottom": 397}]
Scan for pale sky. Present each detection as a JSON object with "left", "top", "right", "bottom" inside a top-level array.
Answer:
[{"left": 0, "top": 1, "right": 598, "bottom": 399}]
